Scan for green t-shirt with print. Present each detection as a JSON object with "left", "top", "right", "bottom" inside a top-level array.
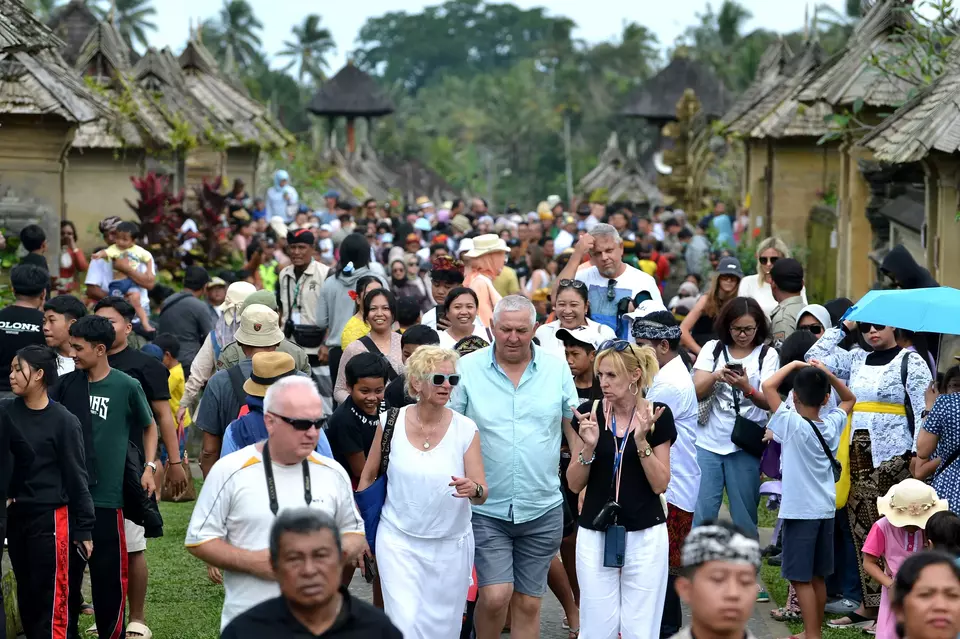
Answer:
[{"left": 88, "top": 369, "right": 153, "bottom": 508}]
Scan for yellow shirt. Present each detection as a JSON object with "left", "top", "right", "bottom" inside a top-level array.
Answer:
[
  {"left": 168, "top": 363, "right": 191, "bottom": 427},
  {"left": 341, "top": 315, "right": 371, "bottom": 350},
  {"left": 492, "top": 266, "right": 521, "bottom": 298}
]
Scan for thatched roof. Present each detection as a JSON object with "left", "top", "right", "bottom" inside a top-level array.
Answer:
[
  {"left": 75, "top": 18, "right": 130, "bottom": 77},
  {"left": 46, "top": 0, "right": 97, "bottom": 65},
  {"left": 622, "top": 52, "right": 732, "bottom": 122},
  {"left": 307, "top": 63, "right": 395, "bottom": 118},
  {"left": 797, "top": 0, "right": 916, "bottom": 108},
  {"left": 749, "top": 40, "right": 834, "bottom": 139},
  {"left": 1, "top": 0, "right": 67, "bottom": 53},
  {"left": 720, "top": 39, "right": 794, "bottom": 134},
  {"left": 578, "top": 135, "right": 662, "bottom": 204}
]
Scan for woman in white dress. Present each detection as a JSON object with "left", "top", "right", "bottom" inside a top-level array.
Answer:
[
  {"left": 737, "top": 237, "right": 807, "bottom": 316},
  {"left": 535, "top": 278, "right": 616, "bottom": 354},
  {"left": 438, "top": 287, "right": 492, "bottom": 349},
  {"left": 360, "top": 345, "right": 488, "bottom": 639}
]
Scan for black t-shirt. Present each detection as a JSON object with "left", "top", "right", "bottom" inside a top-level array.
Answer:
[
  {"left": 384, "top": 374, "right": 415, "bottom": 410},
  {"left": 0, "top": 305, "right": 45, "bottom": 391},
  {"left": 325, "top": 397, "right": 379, "bottom": 479},
  {"left": 573, "top": 399, "right": 676, "bottom": 532},
  {"left": 576, "top": 378, "right": 603, "bottom": 402}
]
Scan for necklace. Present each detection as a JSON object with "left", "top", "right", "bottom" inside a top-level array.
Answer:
[{"left": 416, "top": 404, "right": 440, "bottom": 449}]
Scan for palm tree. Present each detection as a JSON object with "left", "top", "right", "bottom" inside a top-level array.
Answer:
[
  {"left": 24, "top": 0, "right": 62, "bottom": 20},
  {"left": 716, "top": 1, "right": 753, "bottom": 47},
  {"left": 213, "top": 0, "right": 263, "bottom": 69},
  {"left": 278, "top": 14, "right": 336, "bottom": 84},
  {"left": 92, "top": 0, "right": 157, "bottom": 50}
]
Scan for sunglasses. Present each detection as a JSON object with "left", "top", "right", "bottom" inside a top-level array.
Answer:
[
  {"left": 730, "top": 325, "right": 757, "bottom": 336},
  {"left": 430, "top": 373, "right": 461, "bottom": 386},
  {"left": 606, "top": 279, "right": 618, "bottom": 301},
  {"left": 270, "top": 413, "right": 328, "bottom": 431},
  {"left": 558, "top": 279, "right": 586, "bottom": 290},
  {"left": 599, "top": 339, "right": 636, "bottom": 354},
  {"left": 857, "top": 322, "right": 887, "bottom": 333},
  {"left": 798, "top": 324, "right": 824, "bottom": 335},
  {"left": 758, "top": 256, "right": 780, "bottom": 265}
]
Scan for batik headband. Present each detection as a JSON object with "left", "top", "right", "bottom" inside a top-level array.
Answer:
[
  {"left": 631, "top": 319, "right": 682, "bottom": 341},
  {"left": 681, "top": 525, "right": 761, "bottom": 569}
]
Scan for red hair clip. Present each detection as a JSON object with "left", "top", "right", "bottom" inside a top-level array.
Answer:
[{"left": 348, "top": 290, "right": 358, "bottom": 301}]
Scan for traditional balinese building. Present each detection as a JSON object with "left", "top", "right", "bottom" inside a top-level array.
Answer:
[
  {"left": 0, "top": 0, "right": 105, "bottom": 268},
  {"left": 578, "top": 134, "right": 662, "bottom": 207},
  {"left": 46, "top": 0, "right": 99, "bottom": 66}
]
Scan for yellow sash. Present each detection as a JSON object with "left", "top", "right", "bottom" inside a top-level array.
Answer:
[{"left": 835, "top": 401, "right": 907, "bottom": 508}]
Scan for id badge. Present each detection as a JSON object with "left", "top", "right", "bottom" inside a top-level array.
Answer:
[
  {"left": 291, "top": 310, "right": 302, "bottom": 324},
  {"left": 603, "top": 524, "right": 626, "bottom": 568}
]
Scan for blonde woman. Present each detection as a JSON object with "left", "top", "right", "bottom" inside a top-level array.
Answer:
[
  {"left": 463, "top": 234, "right": 508, "bottom": 327},
  {"left": 567, "top": 340, "right": 676, "bottom": 638},
  {"left": 737, "top": 237, "right": 807, "bottom": 316},
  {"left": 360, "top": 345, "right": 488, "bottom": 639}
]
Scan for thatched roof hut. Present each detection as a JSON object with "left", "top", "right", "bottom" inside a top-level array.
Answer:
[
  {"left": 46, "top": 0, "right": 99, "bottom": 65},
  {"left": 308, "top": 63, "right": 396, "bottom": 119},
  {"left": 622, "top": 51, "right": 732, "bottom": 125}
]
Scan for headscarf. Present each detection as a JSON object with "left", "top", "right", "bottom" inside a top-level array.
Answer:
[
  {"left": 215, "top": 282, "right": 257, "bottom": 347},
  {"left": 273, "top": 169, "right": 290, "bottom": 190}
]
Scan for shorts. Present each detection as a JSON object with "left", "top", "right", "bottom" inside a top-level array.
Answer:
[
  {"left": 108, "top": 278, "right": 137, "bottom": 297},
  {"left": 124, "top": 519, "right": 146, "bottom": 553},
  {"left": 472, "top": 505, "right": 563, "bottom": 597},
  {"left": 781, "top": 517, "right": 834, "bottom": 583}
]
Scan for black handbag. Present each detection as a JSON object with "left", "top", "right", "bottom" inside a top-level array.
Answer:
[
  {"left": 292, "top": 325, "right": 325, "bottom": 349},
  {"left": 730, "top": 389, "right": 767, "bottom": 458}
]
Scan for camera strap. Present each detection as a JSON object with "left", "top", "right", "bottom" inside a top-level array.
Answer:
[
  {"left": 609, "top": 409, "right": 634, "bottom": 503},
  {"left": 262, "top": 442, "right": 312, "bottom": 516}
]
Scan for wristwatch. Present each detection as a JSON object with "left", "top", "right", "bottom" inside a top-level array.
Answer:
[
  {"left": 638, "top": 445, "right": 653, "bottom": 458},
  {"left": 474, "top": 483, "right": 484, "bottom": 499},
  {"left": 145, "top": 461, "right": 157, "bottom": 473}
]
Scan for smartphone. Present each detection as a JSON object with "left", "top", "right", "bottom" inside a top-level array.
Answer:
[
  {"left": 436, "top": 307, "right": 447, "bottom": 325},
  {"left": 727, "top": 362, "right": 744, "bottom": 375},
  {"left": 363, "top": 554, "right": 378, "bottom": 583}
]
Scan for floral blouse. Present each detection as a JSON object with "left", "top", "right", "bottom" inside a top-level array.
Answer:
[{"left": 806, "top": 327, "right": 932, "bottom": 468}]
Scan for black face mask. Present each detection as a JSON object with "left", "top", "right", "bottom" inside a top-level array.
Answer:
[{"left": 391, "top": 275, "right": 408, "bottom": 288}]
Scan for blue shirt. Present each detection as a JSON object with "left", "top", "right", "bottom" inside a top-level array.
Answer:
[
  {"left": 449, "top": 345, "right": 577, "bottom": 523},
  {"left": 219, "top": 397, "right": 333, "bottom": 459},
  {"left": 767, "top": 403, "right": 846, "bottom": 519}
]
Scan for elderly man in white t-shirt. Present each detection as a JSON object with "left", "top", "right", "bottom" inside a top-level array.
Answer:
[{"left": 185, "top": 376, "right": 365, "bottom": 630}]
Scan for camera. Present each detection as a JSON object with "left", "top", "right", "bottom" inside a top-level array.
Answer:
[{"left": 592, "top": 499, "right": 621, "bottom": 530}]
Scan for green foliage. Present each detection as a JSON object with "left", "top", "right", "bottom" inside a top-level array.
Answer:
[
  {"left": 200, "top": 0, "right": 264, "bottom": 70},
  {"left": 278, "top": 14, "right": 335, "bottom": 84},
  {"left": 22, "top": 0, "right": 62, "bottom": 20}
]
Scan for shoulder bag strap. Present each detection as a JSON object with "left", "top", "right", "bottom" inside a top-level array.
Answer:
[
  {"left": 227, "top": 365, "right": 247, "bottom": 405},
  {"left": 159, "top": 293, "right": 190, "bottom": 316},
  {"left": 359, "top": 335, "right": 380, "bottom": 355},
  {"left": 802, "top": 416, "right": 841, "bottom": 471},
  {"left": 901, "top": 351, "right": 916, "bottom": 435},
  {"left": 378, "top": 408, "right": 400, "bottom": 477}
]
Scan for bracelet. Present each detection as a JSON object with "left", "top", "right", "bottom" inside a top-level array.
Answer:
[
  {"left": 745, "top": 387, "right": 755, "bottom": 398},
  {"left": 578, "top": 450, "right": 596, "bottom": 465}
]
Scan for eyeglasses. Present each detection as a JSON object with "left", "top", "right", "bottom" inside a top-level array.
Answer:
[
  {"left": 857, "top": 322, "right": 887, "bottom": 333},
  {"left": 730, "top": 325, "right": 758, "bottom": 336},
  {"left": 269, "top": 413, "right": 328, "bottom": 431},
  {"left": 558, "top": 279, "right": 586, "bottom": 290},
  {"left": 798, "top": 324, "right": 824, "bottom": 335},
  {"left": 430, "top": 373, "right": 461, "bottom": 386},
  {"left": 758, "top": 256, "right": 780, "bottom": 266},
  {"left": 599, "top": 339, "right": 636, "bottom": 354},
  {"left": 606, "top": 278, "right": 618, "bottom": 301}
]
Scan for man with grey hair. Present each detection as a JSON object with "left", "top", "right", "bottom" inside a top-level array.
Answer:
[
  {"left": 221, "top": 509, "right": 400, "bottom": 638},
  {"left": 450, "top": 294, "right": 579, "bottom": 639},
  {"left": 554, "top": 222, "right": 663, "bottom": 339},
  {"left": 186, "top": 376, "right": 365, "bottom": 631}
]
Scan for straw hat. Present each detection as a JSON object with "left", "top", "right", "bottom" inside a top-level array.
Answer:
[
  {"left": 877, "top": 478, "right": 949, "bottom": 528},
  {"left": 465, "top": 234, "right": 508, "bottom": 258},
  {"left": 243, "top": 352, "right": 296, "bottom": 397},
  {"left": 218, "top": 281, "right": 257, "bottom": 324},
  {"left": 234, "top": 304, "right": 284, "bottom": 348}
]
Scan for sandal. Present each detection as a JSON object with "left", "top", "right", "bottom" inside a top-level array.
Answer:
[
  {"left": 826, "top": 612, "right": 875, "bottom": 629},
  {"left": 770, "top": 607, "right": 801, "bottom": 622},
  {"left": 125, "top": 622, "right": 153, "bottom": 639}
]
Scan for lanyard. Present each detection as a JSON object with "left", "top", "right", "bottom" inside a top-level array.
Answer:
[
  {"left": 262, "top": 442, "right": 312, "bottom": 515},
  {"left": 609, "top": 410, "right": 633, "bottom": 503}
]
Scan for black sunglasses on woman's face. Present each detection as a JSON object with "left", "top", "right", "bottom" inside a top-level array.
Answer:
[
  {"left": 759, "top": 256, "right": 779, "bottom": 266},
  {"left": 798, "top": 324, "right": 824, "bottom": 335},
  {"left": 857, "top": 322, "right": 887, "bottom": 333}
]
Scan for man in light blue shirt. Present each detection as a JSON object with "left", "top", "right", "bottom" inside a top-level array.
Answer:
[{"left": 449, "top": 295, "right": 578, "bottom": 639}]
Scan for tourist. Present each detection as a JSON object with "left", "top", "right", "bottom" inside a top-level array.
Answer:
[
  {"left": 464, "top": 234, "right": 509, "bottom": 327},
  {"left": 42, "top": 294, "right": 87, "bottom": 375},
  {"left": 206, "top": 276, "right": 227, "bottom": 312},
  {"left": 737, "top": 237, "right": 806, "bottom": 317},
  {"left": 0, "top": 376, "right": 32, "bottom": 639},
  {"left": 278, "top": 228, "right": 329, "bottom": 364},
  {"left": 156, "top": 265, "right": 216, "bottom": 376},
  {"left": 58, "top": 220, "right": 88, "bottom": 294},
  {"left": 186, "top": 377, "right": 366, "bottom": 631},
  {"left": 85, "top": 217, "right": 156, "bottom": 316},
  {"left": 383, "top": 324, "right": 440, "bottom": 409},
  {"left": 449, "top": 295, "right": 578, "bottom": 639},
  {"left": 422, "top": 255, "right": 466, "bottom": 330},
  {"left": 891, "top": 551, "right": 960, "bottom": 639},
  {"left": 567, "top": 340, "right": 675, "bottom": 637},
  {"left": 5, "top": 345, "right": 94, "bottom": 639},
  {"left": 222, "top": 363, "right": 332, "bottom": 458},
  {"left": 670, "top": 522, "right": 762, "bottom": 639},
  {"left": 554, "top": 214, "right": 578, "bottom": 254},
  {"left": 524, "top": 244, "right": 551, "bottom": 295},
  {"left": 360, "top": 345, "right": 487, "bottom": 638},
  {"left": 220, "top": 509, "right": 401, "bottom": 638},
  {"left": 438, "top": 287, "right": 491, "bottom": 349},
  {"left": 556, "top": 223, "right": 663, "bottom": 338},
  {"left": 340, "top": 276, "right": 384, "bottom": 349},
  {"left": 808, "top": 319, "right": 932, "bottom": 629},
  {"left": 265, "top": 169, "right": 298, "bottom": 222},
  {"left": 196, "top": 304, "right": 285, "bottom": 478},
  {"left": 796, "top": 303, "right": 832, "bottom": 339},
  {"left": 214, "top": 291, "right": 311, "bottom": 374},
  {"left": 679, "top": 257, "right": 743, "bottom": 355},
  {"left": 632, "top": 311, "right": 701, "bottom": 638},
  {"left": 917, "top": 372, "right": 960, "bottom": 511},
  {"left": 233, "top": 218, "right": 256, "bottom": 254},
  {"left": 692, "top": 298, "right": 777, "bottom": 542},
  {"left": 0, "top": 264, "right": 47, "bottom": 398},
  {"left": 333, "top": 289, "right": 402, "bottom": 405},
  {"left": 768, "top": 258, "right": 806, "bottom": 347},
  {"left": 389, "top": 258, "right": 431, "bottom": 312},
  {"left": 880, "top": 244, "right": 939, "bottom": 290},
  {"left": 534, "top": 279, "right": 616, "bottom": 354}
]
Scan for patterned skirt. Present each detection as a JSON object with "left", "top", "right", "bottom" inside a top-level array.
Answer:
[
  {"left": 667, "top": 503, "right": 695, "bottom": 575},
  {"left": 846, "top": 430, "right": 912, "bottom": 608}
]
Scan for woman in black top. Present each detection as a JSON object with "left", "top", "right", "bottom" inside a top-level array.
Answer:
[
  {"left": 5, "top": 345, "right": 95, "bottom": 639},
  {"left": 568, "top": 340, "right": 676, "bottom": 638},
  {"left": 679, "top": 258, "right": 743, "bottom": 355}
]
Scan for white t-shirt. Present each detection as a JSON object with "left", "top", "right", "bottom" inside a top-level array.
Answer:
[
  {"left": 179, "top": 219, "right": 198, "bottom": 252},
  {"left": 56, "top": 353, "right": 75, "bottom": 376},
  {"left": 693, "top": 340, "right": 779, "bottom": 455},
  {"left": 738, "top": 274, "right": 808, "bottom": 317},
  {"left": 647, "top": 355, "right": 700, "bottom": 513},
  {"left": 554, "top": 229, "right": 575, "bottom": 254},
  {"left": 533, "top": 318, "right": 615, "bottom": 355},
  {"left": 185, "top": 445, "right": 363, "bottom": 630},
  {"left": 438, "top": 323, "right": 492, "bottom": 349},
  {"left": 575, "top": 264, "right": 663, "bottom": 335},
  {"left": 84, "top": 252, "right": 155, "bottom": 314},
  {"left": 422, "top": 306, "right": 485, "bottom": 333},
  {"left": 767, "top": 403, "right": 846, "bottom": 519}
]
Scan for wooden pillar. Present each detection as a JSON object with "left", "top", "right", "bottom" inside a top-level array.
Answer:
[
  {"left": 923, "top": 158, "right": 940, "bottom": 277},
  {"left": 836, "top": 143, "right": 851, "bottom": 297},
  {"left": 931, "top": 154, "right": 960, "bottom": 288},
  {"left": 346, "top": 117, "right": 356, "bottom": 154},
  {"left": 845, "top": 145, "right": 874, "bottom": 300}
]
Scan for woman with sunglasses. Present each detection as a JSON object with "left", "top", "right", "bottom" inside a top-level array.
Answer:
[
  {"left": 737, "top": 237, "right": 806, "bottom": 317},
  {"left": 334, "top": 288, "right": 403, "bottom": 405},
  {"left": 567, "top": 340, "right": 676, "bottom": 637},
  {"left": 535, "top": 279, "right": 616, "bottom": 354},
  {"left": 360, "top": 345, "right": 487, "bottom": 639},
  {"left": 807, "top": 318, "right": 932, "bottom": 629},
  {"left": 795, "top": 304, "right": 832, "bottom": 338},
  {"left": 438, "top": 287, "right": 491, "bottom": 349},
  {"left": 680, "top": 256, "right": 743, "bottom": 355}
]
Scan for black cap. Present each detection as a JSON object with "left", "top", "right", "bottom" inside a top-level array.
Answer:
[
  {"left": 771, "top": 258, "right": 804, "bottom": 293},
  {"left": 576, "top": 203, "right": 591, "bottom": 216},
  {"left": 183, "top": 265, "right": 210, "bottom": 291},
  {"left": 287, "top": 228, "right": 316, "bottom": 246}
]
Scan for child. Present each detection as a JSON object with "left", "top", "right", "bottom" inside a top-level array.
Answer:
[
  {"left": 557, "top": 326, "right": 603, "bottom": 401},
  {"left": 762, "top": 359, "right": 856, "bottom": 639},
  {"left": 925, "top": 510, "right": 960, "bottom": 555},
  {"left": 91, "top": 220, "right": 153, "bottom": 297},
  {"left": 863, "top": 478, "right": 950, "bottom": 639},
  {"left": 19, "top": 224, "right": 49, "bottom": 271}
]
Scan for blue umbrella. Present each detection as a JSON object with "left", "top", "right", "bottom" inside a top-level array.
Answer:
[{"left": 844, "top": 287, "right": 960, "bottom": 335}]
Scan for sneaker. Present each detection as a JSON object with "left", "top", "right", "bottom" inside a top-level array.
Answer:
[
  {"left": 757, "top": 586, "right": 770, "bottom": 603},
  {"left": 825, "top": 598, "right": 860, "bottom": 615}
]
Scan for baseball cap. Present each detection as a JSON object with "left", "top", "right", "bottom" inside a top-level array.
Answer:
[
  {"left": 771, "top": 258, "right": 804, "bottom": 293},
  {"left": 546, "top": 195, "right": 562, "bottom": 209},
  {"left": 234, "top": 304, "right": 284, "bottom": 348},
  {"left": 556, "top": 325, "right": 605, "bottom": 351},
  {"left": 208, "top": 276, "right": 227, "bottom": 288},
  {"left": 576, "top": 202, "right": 591, "bottom": 216},
  {"left": 287, "top": 229, "right": 315, "bottom": 246},
  {"left": 323, "top": 190, "right": 339, "bottom": 199},
  {"left": 716, "top": 256, "right": 744, "bottom": 279}
]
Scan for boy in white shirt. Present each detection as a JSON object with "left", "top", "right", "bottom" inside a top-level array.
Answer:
[{"left": 762, "top": 360, "right": 856, "bottom": 639}]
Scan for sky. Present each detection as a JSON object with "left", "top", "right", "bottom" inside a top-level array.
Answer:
[{"left": 148, "top": 0, "right": 853, "bottom": 73}]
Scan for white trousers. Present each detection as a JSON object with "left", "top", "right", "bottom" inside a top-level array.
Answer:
[
  {"left": 576, "top": 524, "right": 670, "bottom": 639},
  {"left": 377, "top": 521, "right": 474, "bottom": 639}
]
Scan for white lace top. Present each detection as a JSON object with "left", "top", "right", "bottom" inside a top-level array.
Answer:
[{"left": 806, "top": 327, "right": 932, "bottom": 468}]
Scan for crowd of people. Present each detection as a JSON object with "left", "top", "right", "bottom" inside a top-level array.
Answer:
[{"left": 1, "top": 181, "right": 960, "bottom": 639}]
